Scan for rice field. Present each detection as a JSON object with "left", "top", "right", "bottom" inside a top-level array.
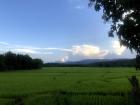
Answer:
[{"left": 0, "top": 67, "right": 139, "bottom": 105}]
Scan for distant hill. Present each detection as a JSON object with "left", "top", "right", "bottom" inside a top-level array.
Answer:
[
  {"left": 65, "top": 59, "right": 115, "bottom": 64},
  {"left": 44, "top": 58, "right": 136, "bottom": 67}
]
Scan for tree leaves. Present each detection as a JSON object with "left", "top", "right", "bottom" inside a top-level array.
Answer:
[{"left": 89, "top": 0, "right": 140, "bottom": 54}]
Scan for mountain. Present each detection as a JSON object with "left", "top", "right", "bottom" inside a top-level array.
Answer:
[
  {"left": 44, "top": 58, "right": 136, "bottom": 67},
  {"left": 65, "top": 59, "right": 115, "bottom": 64}
]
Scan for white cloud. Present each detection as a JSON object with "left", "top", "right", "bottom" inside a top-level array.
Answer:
[
  {"left": 71, "top": 44, "right": 109, "bottom": 57},
  {"left": 112, "top": 40, "right": 126, "bottom": 55},
  {"left": 68, "top": 0, "right": 82, "bottom": 3},
  {"left": 0, "top": 41, "right": 131, "bottom": 62},
  {"left": 61, "top": 56, "right": 69, "bottom": 62},
  {"left": 14, "top": 48, "right": 38, "bottom": 54},
  {"left": 0, "top": 42, "right": 9, "bottom": 45},
  {"left": 42, "top": 48, "right": 72, "bottom": 52},
  {"left": 68, "top": 0, "right": 85, "bottom": 10},
  {"left": 75, "top": 5, "right": 84, "bottom": 10}
]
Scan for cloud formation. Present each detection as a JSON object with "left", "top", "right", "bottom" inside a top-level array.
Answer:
[
  {"left": 71, "top": 45, "right": 109, "bottom": 57},
  {"left": 0, "top": 41, "right": 131, "bottom": 62},
  {"left": 112, "top": 40, "right": 126, "bottom": 55},
  {"left": 68, "top": 0, "right": 86, "bottom": 10},
  {"left": 0, "top": 42, "right": 9, "bottom": 46},
  {"left": 61, "top": 56, "right": 69, "bottom": 62},
  {"left": 14, "top": 48, "right": 38, "bottom": 54},
  {"left": 75, "top": 5, "right": 85, "bottom": 10}
]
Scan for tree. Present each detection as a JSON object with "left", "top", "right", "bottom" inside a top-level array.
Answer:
[
  {"left": 32, "top": 59, "right": 43, "bottom": 69},
  {"left": 0, "top": 52, "right": 43, "bottom": 71},
  {"left": 89, "top": 0, "right": 140, "bottom": 54},
  {"left": 0, "top": 54, "right": 5, "bottom": 70},
  {"left": 89, "top": 1, "right": 140, "bottom": 104},
  {"left": 4, "top": 52, "right": 17, "bottom": 70}
]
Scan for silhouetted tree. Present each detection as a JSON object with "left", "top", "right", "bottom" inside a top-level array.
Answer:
[
  {"left": 32, "top": 59, "right": 43, "bottom": 69},
  {"left": 0, "top": 54, "right": 5, "bottom": 70},
  {"left": 0, "top": 52, "right": 43, "bottom": 71},
  {"left": 136, "top": 55, "right": 140, "bottom": 70},
  {"left": 89, "top": 0, "right": 140, "bottom": 54},
  {"left": 89, "top": 1, "right": 140, "bottom": 104},
  {"left": 4, "top": 52, "right": 17, "bottom": 70}
]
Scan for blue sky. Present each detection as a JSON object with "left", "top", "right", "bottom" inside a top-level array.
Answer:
[{"left": 0, "top": 0, "right": 135, "bottom": 62}]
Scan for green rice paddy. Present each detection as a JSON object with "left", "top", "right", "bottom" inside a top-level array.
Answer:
[{"left": 0, "top": 67, "right": 139, "bottom": 105}]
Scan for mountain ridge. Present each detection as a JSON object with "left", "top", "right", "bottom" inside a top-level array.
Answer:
[
  {"left": 44, "top": 58, "right": 135, "bottom": 67},
  {"left": 63, "top": 58, "right": 135, "bottom": 64}
]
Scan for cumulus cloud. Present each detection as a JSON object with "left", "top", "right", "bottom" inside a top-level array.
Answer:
[
  {"left": 61, "top": 56, "right": 69, "bottom": 62},
  {"left": 71, "top": 44, "right": 109, "bottom": 57},
  {"left": 112, "top": 40, "right": 126, "bottom": 55}
]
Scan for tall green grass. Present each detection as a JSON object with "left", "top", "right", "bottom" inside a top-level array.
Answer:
[{"left": 0, "top": 67, "right": 139, "bottom": 105}]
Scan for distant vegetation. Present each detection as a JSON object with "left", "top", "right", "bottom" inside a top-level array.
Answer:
[
  {"left": 44, "top": 59, "right": 135, "bottom": 67},
  {"left": 0, "top": 52, "right": 43, "bottom": 71}
]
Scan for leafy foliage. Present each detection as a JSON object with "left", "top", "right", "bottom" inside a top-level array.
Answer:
[
  {"left": 0, "top": 52, "right": 43, "bottom": 71},
  {"left": 89, "top": 0, "right": 140, "bottom": 54}
]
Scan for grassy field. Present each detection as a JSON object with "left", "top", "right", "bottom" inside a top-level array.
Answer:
[{"left": 0, "top": 67, "right": 139, "bottom": 105}]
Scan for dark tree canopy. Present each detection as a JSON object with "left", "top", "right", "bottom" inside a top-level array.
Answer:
[
  {"left": 0, "top": 52, "right": 43, "bottom": 71},
  {"left": 89, "top": 0, "right": 140, "bottom": 54}
]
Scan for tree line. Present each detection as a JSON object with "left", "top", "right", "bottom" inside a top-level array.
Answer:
[
  {"left": 0, "top": 52, "right": 43, "bottom": 71},
  {"left": 44, "top": 59, "right": 135, "bottom": 67}
]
